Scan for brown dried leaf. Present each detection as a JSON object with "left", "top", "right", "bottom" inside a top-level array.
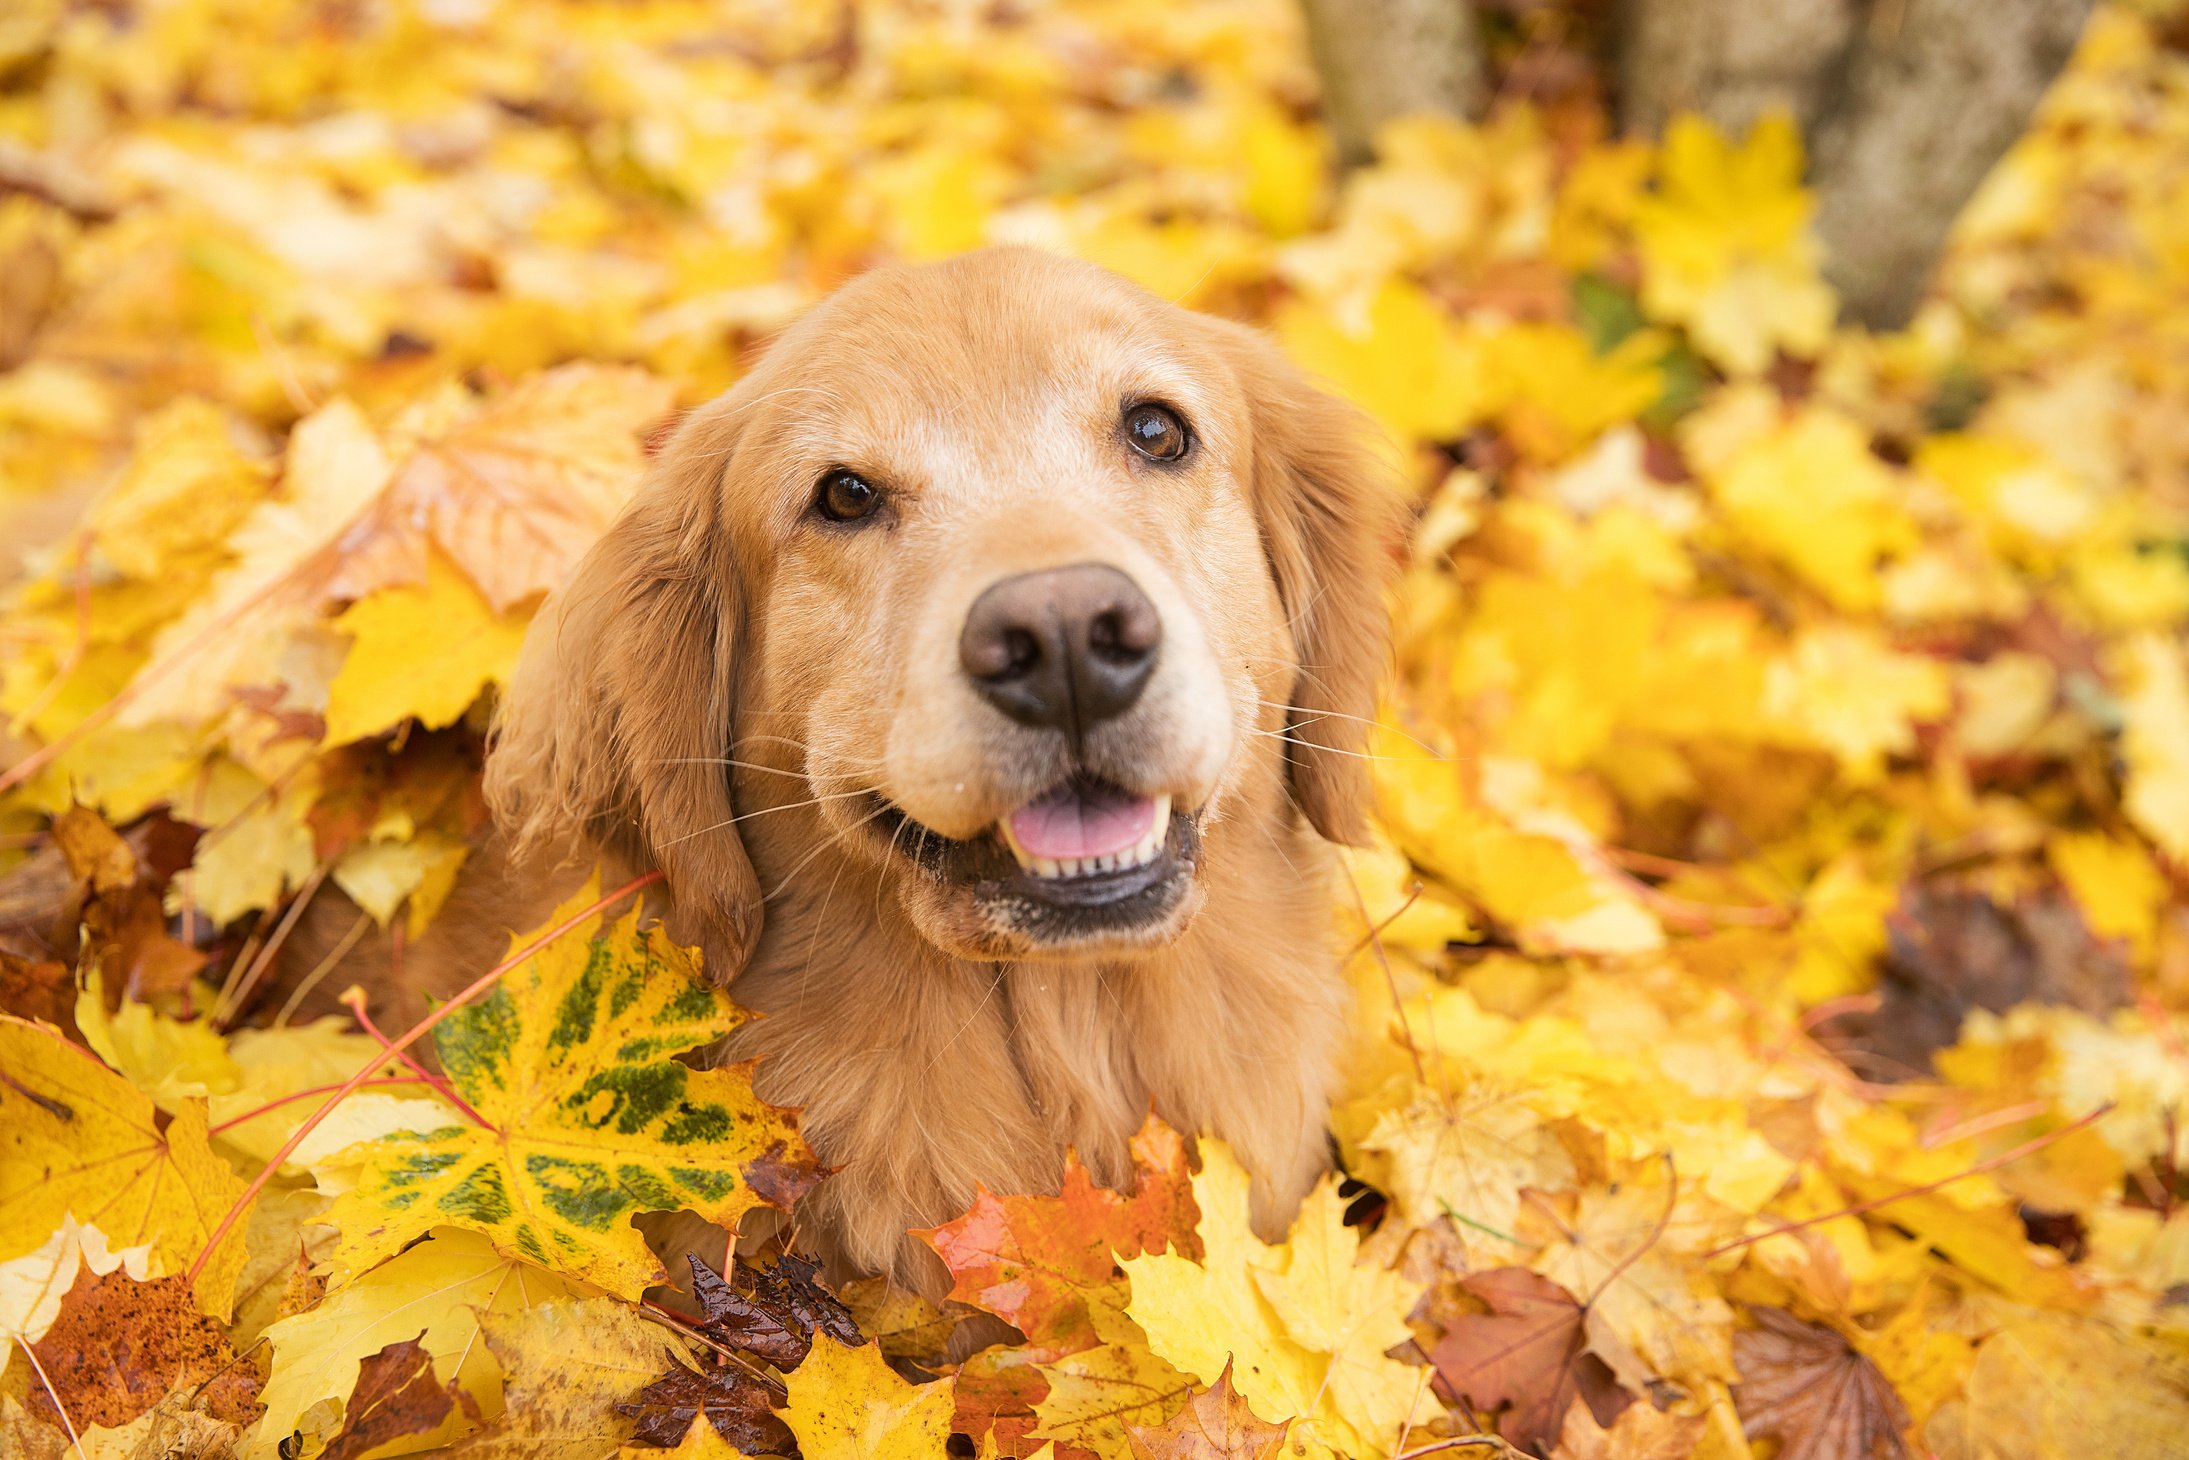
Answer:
[
  {"left": 1429, "top": 1267, "right": 1632, "bottom": 1457},
  {"left": 80, "top": 881, "right": 209, "bottom": 1001},
  {"left": 27, "top": 1269, "right": 261, "bottom": 1431},
  {"left": 50, "top": 804, "right": 136, "bottom": 892},
  {"left": 321, "top": 1336, "right": 461, "bottom": 1460},
  {"left": 0, "top": 845, "right": 75, "bottom": 960},
  {"left": 1125, "top": 1362, "right": 1286, "bottom": 1460},
  {"left": 1732, "top": 1307, "right": 1910, "bottom": 1460},
  {"left": 0, "top": 949, "right": 73, "bottom": 1031},
  {"left": 615, "top": 1362, "right": 793, "bottom": 1453},
  {"left": 1819, "top": 883, "right": 2130, "bottom": 1080},
  {"left": 682, "top": 1252, "right": 860, "bottom": 1370}
]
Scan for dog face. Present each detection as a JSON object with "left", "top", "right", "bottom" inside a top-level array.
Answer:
[{"left": 488, "top": 248, "right": 1393, "bottom": 969}]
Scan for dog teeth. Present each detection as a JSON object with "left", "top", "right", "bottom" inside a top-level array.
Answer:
[{"left": 1003, "top": 793, "right": 1174, "bottom": 880}]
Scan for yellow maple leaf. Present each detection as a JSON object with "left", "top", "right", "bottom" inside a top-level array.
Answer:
[
  {"left": 185, "top": 758, "right": 319, "bottom": 925},
  {"left": 1031, "top": 1337, "right": 1196, "bottom": 1458},
  {"left": 117, "top": 396, "right": 394, "bottom": 730},
  {"left": 1123, "top": 1144, "right": 1427, "bottom": 1458},
  {"left": 1275, "top": 279, "right": 1488, "bottom": 447},
  {"left": 1634, "top": 112, "right": 1835, "bottom": 375},
  {"left": 80, "top": 397, "right": 270, "bottom": 581},
  {"left": 2049, "top": 830, "right": 2167, "bottom": 964},
  {"left": 1701, "top": 407, "right": 1918, "bottom": 613},
  {"left": 1344, "top": 1080, "right": 1573, "bottom": 1259},
  {"left": 323, "top": 550, "right": 531, "bottom": 746},
  {"left": 74, "top": 969, "right": 239, "bottom": 1112},
  {"left": 780, "top": 1337, "right": 956, "bottom": 1460},
  {"left": 0, "top": 1015, "right": 248, "bottom": 1320},
  {"left": 1482, "top": 323, "right": 1665, "bottom": 465}
]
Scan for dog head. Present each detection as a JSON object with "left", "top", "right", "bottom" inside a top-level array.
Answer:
[{"left": 487, "top": 248, "right": 1395, "bottom": 969}]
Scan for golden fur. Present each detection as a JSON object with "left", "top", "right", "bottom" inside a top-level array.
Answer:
[{"left": 344, "top": 248, "right": 1395, "bottom": 1294}]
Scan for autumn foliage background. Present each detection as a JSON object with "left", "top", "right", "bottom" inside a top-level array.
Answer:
[{"left": 5, "top": 0, "right": 2189, "bottom": 1457}]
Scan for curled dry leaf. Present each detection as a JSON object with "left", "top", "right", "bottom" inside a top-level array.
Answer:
[
  {"left": 611, "top": 1250, "right": 854, "bottom": 1453},
  {"left": 680, "top": 1250, "right": 861, "bottom": 1371},
  {"left": 50, "top": 806, "right": 206, "bottom": 1002},
  {"left": 1818, "top": 883, "right": 2132, "bottom": 1081}
]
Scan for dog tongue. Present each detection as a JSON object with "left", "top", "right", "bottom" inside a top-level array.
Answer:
[{"left": 1007, "top": 782, "right": 1158, "bottom": 860}]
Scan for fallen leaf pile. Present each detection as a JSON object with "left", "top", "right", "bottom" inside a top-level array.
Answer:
[{"left": 4, "top": 0, "right": 2189, "bottom": 1456}]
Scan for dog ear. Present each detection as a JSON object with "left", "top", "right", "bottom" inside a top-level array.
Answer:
[
  {"left": 1215, "top": 320, "right": 1401, "bottom": 847},
  {"left": 485, "top": 397, "right": 761, "bottom": 974}
]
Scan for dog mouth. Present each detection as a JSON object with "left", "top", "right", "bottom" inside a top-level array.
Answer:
[
  {"left": 998, "top": 781, "right": 1173, "bottom": 880},
  {"left": 864, "top": 773, "right": 1200, "bottom": 932}
]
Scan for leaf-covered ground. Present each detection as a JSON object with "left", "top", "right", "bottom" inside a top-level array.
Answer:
[{"left": 4, "top": 1, "right": 2189, "bottom": 1457}]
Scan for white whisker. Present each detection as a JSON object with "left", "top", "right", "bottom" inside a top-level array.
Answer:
[
  {"left": 655, "top": 787, "right": 877, "bottom": 848},
  {"left": 1247, "top": 728, "right": 1433, "bottom": 762}
]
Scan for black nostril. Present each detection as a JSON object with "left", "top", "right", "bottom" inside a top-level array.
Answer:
[
  {"left": 1088, "top": 602, "right": 1159, "bottom": 664},
  {"left": 1000, "top": 627, "right": 1040, "bottom": 677},
  {"left": 960, "top": 562, "right": 1164, "bottom": 744}
]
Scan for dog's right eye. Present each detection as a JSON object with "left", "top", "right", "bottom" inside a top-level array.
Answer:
[{"left": 815, "top": 469, "right": 882, "bottom": 523}]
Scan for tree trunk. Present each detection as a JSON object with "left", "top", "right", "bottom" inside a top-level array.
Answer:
[
  {"left": 1301, "top": 0, "right": 2096, "bottom": 330},
  {"left": 1620, "top": 0, "right": 2096, "bottom": 329},
  {"left": 1299, "top": 0, "right": 1484, "bottom": 168}
]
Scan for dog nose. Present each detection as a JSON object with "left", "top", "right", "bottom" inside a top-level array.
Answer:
[{"left": 960, "top": 563, "right": 1162, "bottom": 741}]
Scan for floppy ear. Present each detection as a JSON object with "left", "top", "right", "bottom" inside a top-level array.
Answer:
[
  {"left": 484, "top": 401, "right": 761, "bottom": 974},
  {"left": 1214, "top": 320, "right": 1401, "bottom": 847}
]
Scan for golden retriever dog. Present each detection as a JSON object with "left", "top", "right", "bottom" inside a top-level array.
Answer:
[{"left": 425, "top": 247, "right": 1394, "bottom": 1293}]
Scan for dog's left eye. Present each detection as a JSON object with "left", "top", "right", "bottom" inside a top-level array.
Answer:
[
  {"left": 1123, "top": 403, "right": 1190, "bottom": 462},
  {"left": 815, "top": 469, "right": 882, "bottom": 523}
]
